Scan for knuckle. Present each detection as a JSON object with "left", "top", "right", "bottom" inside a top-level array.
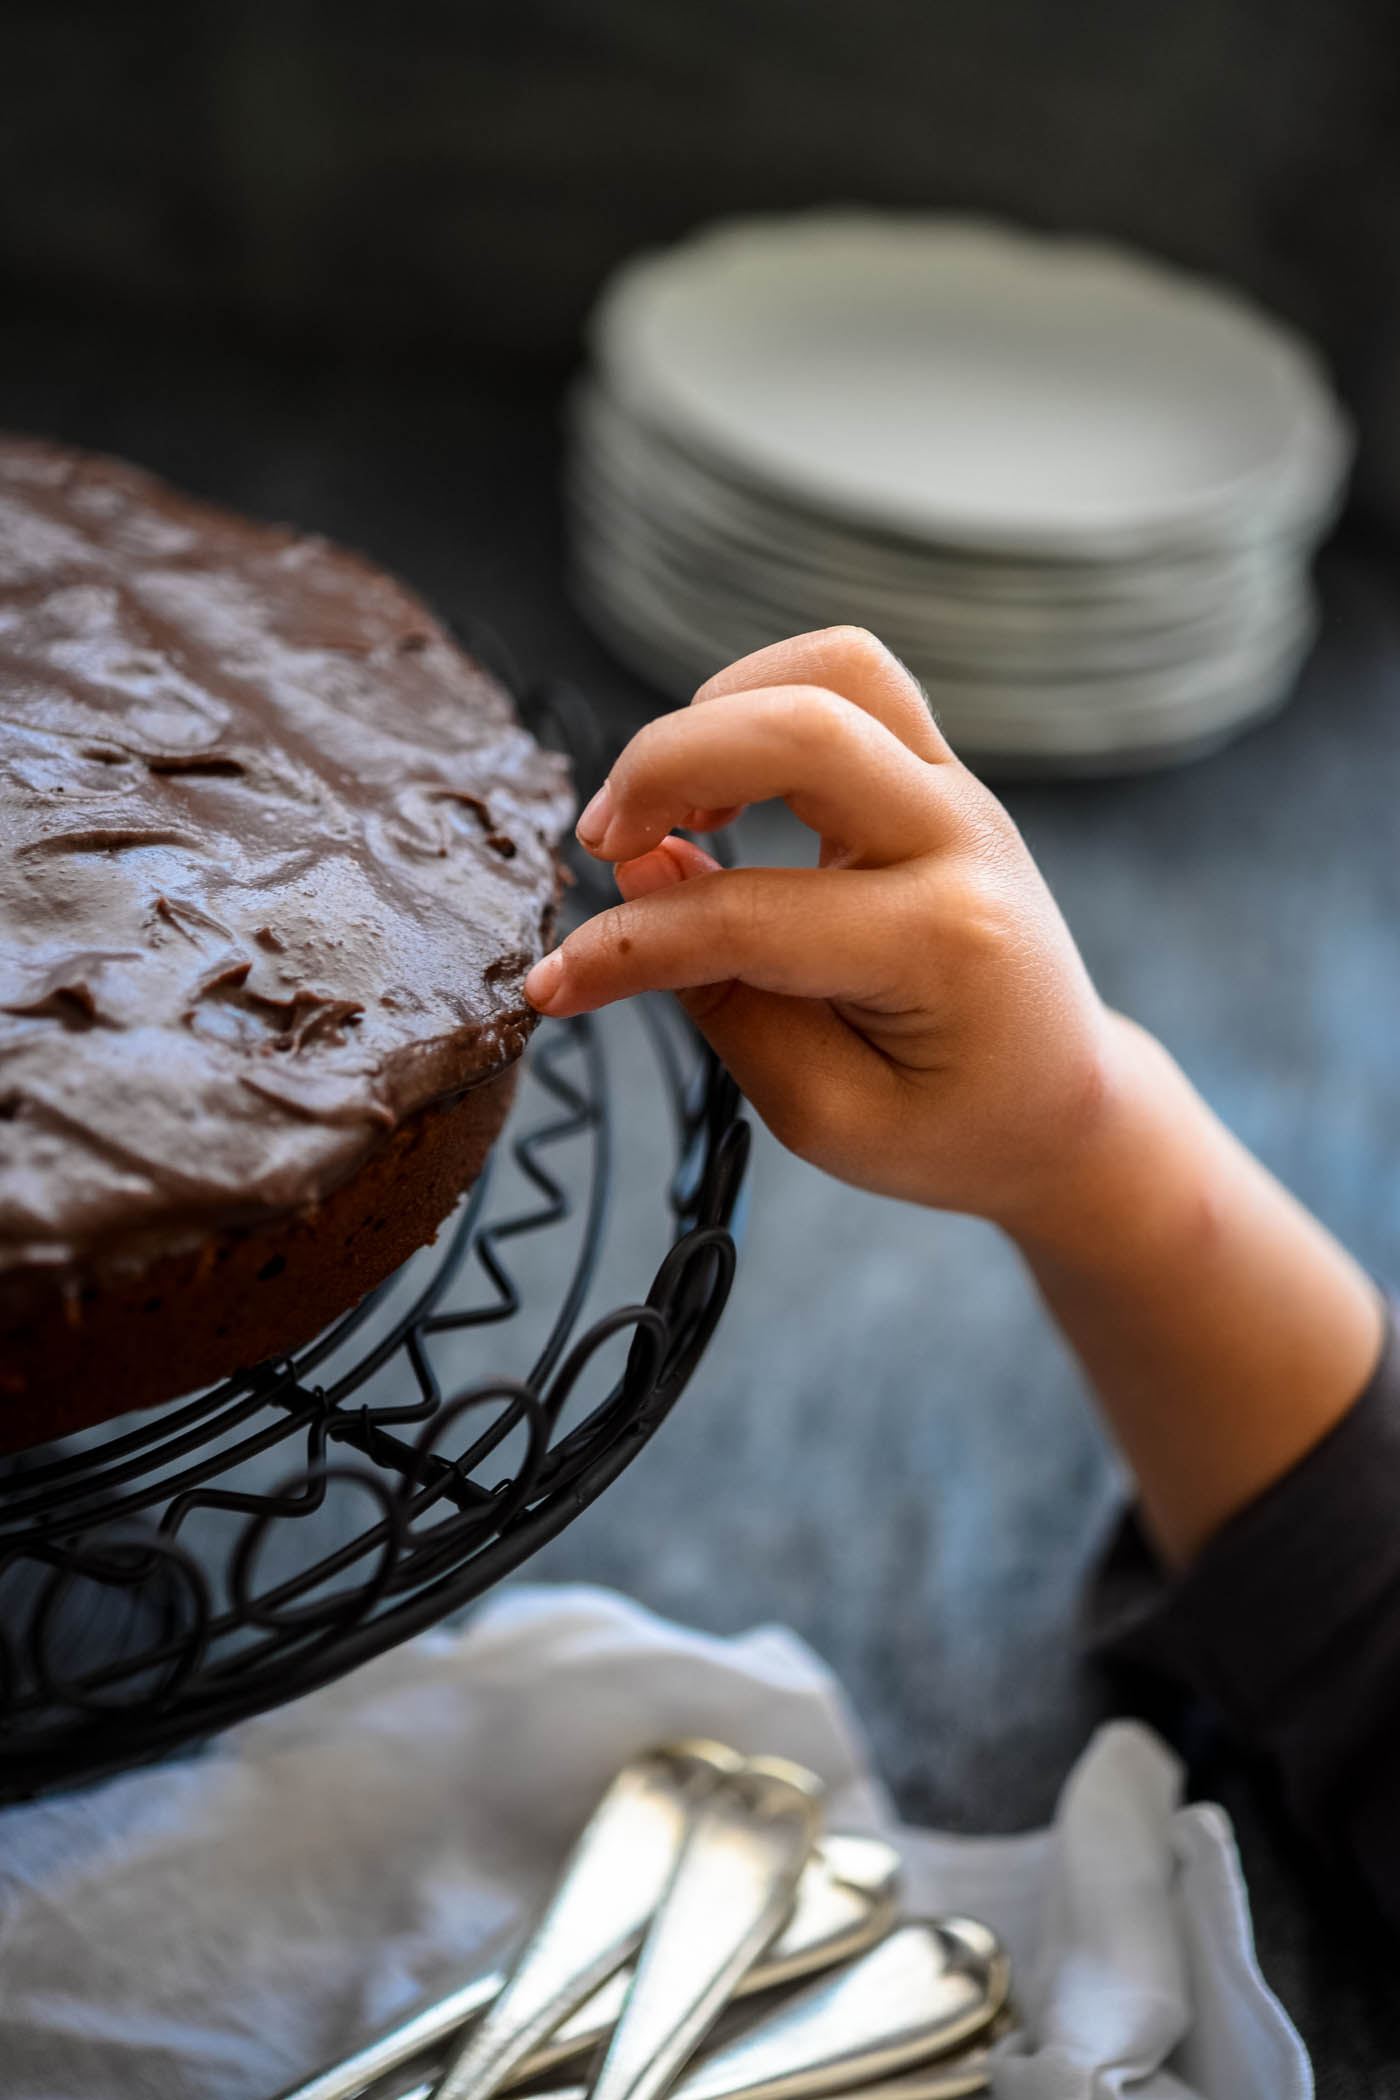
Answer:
[
  {"left": 942, "top": 774, "right": 1028, "bottom": 869},
  {"left": 820, "top": 623, "right": 894, "bottom": 674},
  {"left": 941, "top": 761, "right": 1004, "bottom": 827},
  {"left": 779, "top": 683, "right": 852, "bottom": 753},
  {"left": 932, "top": 865, "right": 1017, "bottom": 960}
]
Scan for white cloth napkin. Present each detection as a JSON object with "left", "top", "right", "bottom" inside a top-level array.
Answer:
[{"left": 0, "top": 1583, "right": 1309, "bottom": 2100}]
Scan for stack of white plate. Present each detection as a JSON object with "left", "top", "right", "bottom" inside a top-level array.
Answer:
[{"left": 567, "top": 213, "right": 1352, "bottom": 772}]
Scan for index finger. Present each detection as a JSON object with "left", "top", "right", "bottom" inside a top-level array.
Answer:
[
  {"left": 575, "top": 685, "right": 957, "bottom": 869},
  {"left": 694, "top": 626, "right": 953, "bottom": 766}
]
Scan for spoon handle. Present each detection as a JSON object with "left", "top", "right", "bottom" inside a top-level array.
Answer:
[
  {"left": 585, "top": 1757, "right": 823, "bottom": 2100},
  {"left": 426, "top": 1740, "right": 739, "bottom": 2100}
]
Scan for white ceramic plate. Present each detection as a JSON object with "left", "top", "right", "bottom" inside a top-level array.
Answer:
[
  {"left": 590, "top": 213, "right": 1350, "bottom": 557},
  {"left": 571, "top": 383, "right": 1332, "bottom": 620},
  {"left": 570, "top": 449, "right": 1310, "bottom": 680},
  {"left": 572, "top": 559, "right": 1312, "bottom": 773},
  {"left": 572, "top": 509, "right": 1315, "bottom": 746}
]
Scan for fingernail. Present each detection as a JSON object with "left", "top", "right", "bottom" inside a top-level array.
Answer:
[
  {"left": 524, "top": 950, "right": 566, "bottom": 1012},
  {"left": 576, "top": 781, "right": 614, "bottom": 847}
]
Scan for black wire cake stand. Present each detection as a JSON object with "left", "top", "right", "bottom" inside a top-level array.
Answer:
[{"left": 0, "top": 674, "right": 750, "bottom": 1801}]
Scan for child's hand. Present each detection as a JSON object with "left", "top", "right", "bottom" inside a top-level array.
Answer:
[
  {"left": 526, "top": 625, "right": 1386, "bottom": 1565},
  {"left": 524, "top": 627, "right": 1119, "bottom": 1235}
]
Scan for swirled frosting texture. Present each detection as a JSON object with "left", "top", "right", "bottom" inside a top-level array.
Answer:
[{"left": 0, "top": 435, "right": 572, "bottom": 1275}]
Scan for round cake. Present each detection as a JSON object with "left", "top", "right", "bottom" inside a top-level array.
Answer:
[{"left": 0, "top": 433, "right": 574, "bottom": 1449}]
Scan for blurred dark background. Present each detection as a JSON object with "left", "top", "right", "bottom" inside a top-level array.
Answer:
[
  {"left": 3, "top": 0, "right": 1400, "bottom": 522},
  {"left": 3, "top": 4, "right": 1400, "bottom": 2082}
]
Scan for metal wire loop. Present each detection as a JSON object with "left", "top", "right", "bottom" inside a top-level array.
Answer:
[
  {"left": 0, "top": 1006, "right": 746, "bottom": 1798},
  {"left": 0, "top": 675, "right": 750, "bottom": 1799}
]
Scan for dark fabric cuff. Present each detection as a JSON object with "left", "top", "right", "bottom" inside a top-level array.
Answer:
[
  {"left": 1165, "top": 1299, "right": 1400, "bottom": 1730},
  {"left": 1084, "top": 1298, "right": 1400, "bottom": 1899}
]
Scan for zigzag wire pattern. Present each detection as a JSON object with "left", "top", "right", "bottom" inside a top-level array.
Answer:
[{"left": 0, "top": 675, "right": 750, "bottom": 1799}]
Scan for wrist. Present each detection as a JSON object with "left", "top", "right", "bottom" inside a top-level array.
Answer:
[{"left": 994, "top": 1011, "right": 1206, "bottom": 1273}]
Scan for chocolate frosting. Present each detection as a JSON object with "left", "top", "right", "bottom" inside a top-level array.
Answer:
[{"left": 0, "top": 434, "right": 573, "bottom": 1278}]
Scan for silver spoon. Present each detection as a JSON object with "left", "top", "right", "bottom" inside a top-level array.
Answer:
[
  {"left": 675, "top": 1918, "right": 1007, "bottom": 2100},
  {"left": 764, "top": 2058, "right": 992, "bottom": 2100},
  {"left": 577, "top": 1756, "right": 824, "bottom": 2100},
  {"left": 386, "top": 1918, "right": 1009, "bottom": 2100},
  {"left": 409, "top": 1740, "right": 739, "bottom": 2100},
  {"left": 806, "top": 2002, "right": 1017, "bottom": 2100},
  {"left": 529, "top": 1832, "right": 901, "bottom": 2079},
  {"left": 394, "top": 2058, "right": 996, "bottom": 2100},
  {"left": 425, "top": 2063, "right": 996, "bottom": 2100},
  {"left": 272, "top": 1832, "right": 899, "bottom": 2100}
]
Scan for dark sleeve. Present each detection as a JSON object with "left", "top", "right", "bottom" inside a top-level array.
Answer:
[{"left": 1084, "top": 1303, "right": 1400, "bottom": 1921}]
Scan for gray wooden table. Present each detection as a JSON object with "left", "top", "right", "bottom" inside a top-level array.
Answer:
[{"left": 2, "top": 322, "right": 1397, "bottom": 2089}]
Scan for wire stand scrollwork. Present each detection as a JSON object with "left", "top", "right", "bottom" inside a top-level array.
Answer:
[{"left": 0, "top": 672, "right": 749, "bottom": 1800}]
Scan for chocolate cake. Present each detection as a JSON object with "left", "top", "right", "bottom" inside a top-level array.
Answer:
[{"left": 0, "top": 434, "right": 574, "bottom": 1448}]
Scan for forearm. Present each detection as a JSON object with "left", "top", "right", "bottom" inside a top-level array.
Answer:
[{"left": 1010, "top": 1014, "right": 1387, "bottom": 1565}]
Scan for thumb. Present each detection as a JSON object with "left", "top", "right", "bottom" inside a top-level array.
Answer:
[{"left": 613, "top": 834, "right": 722, "bottom": 902}]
